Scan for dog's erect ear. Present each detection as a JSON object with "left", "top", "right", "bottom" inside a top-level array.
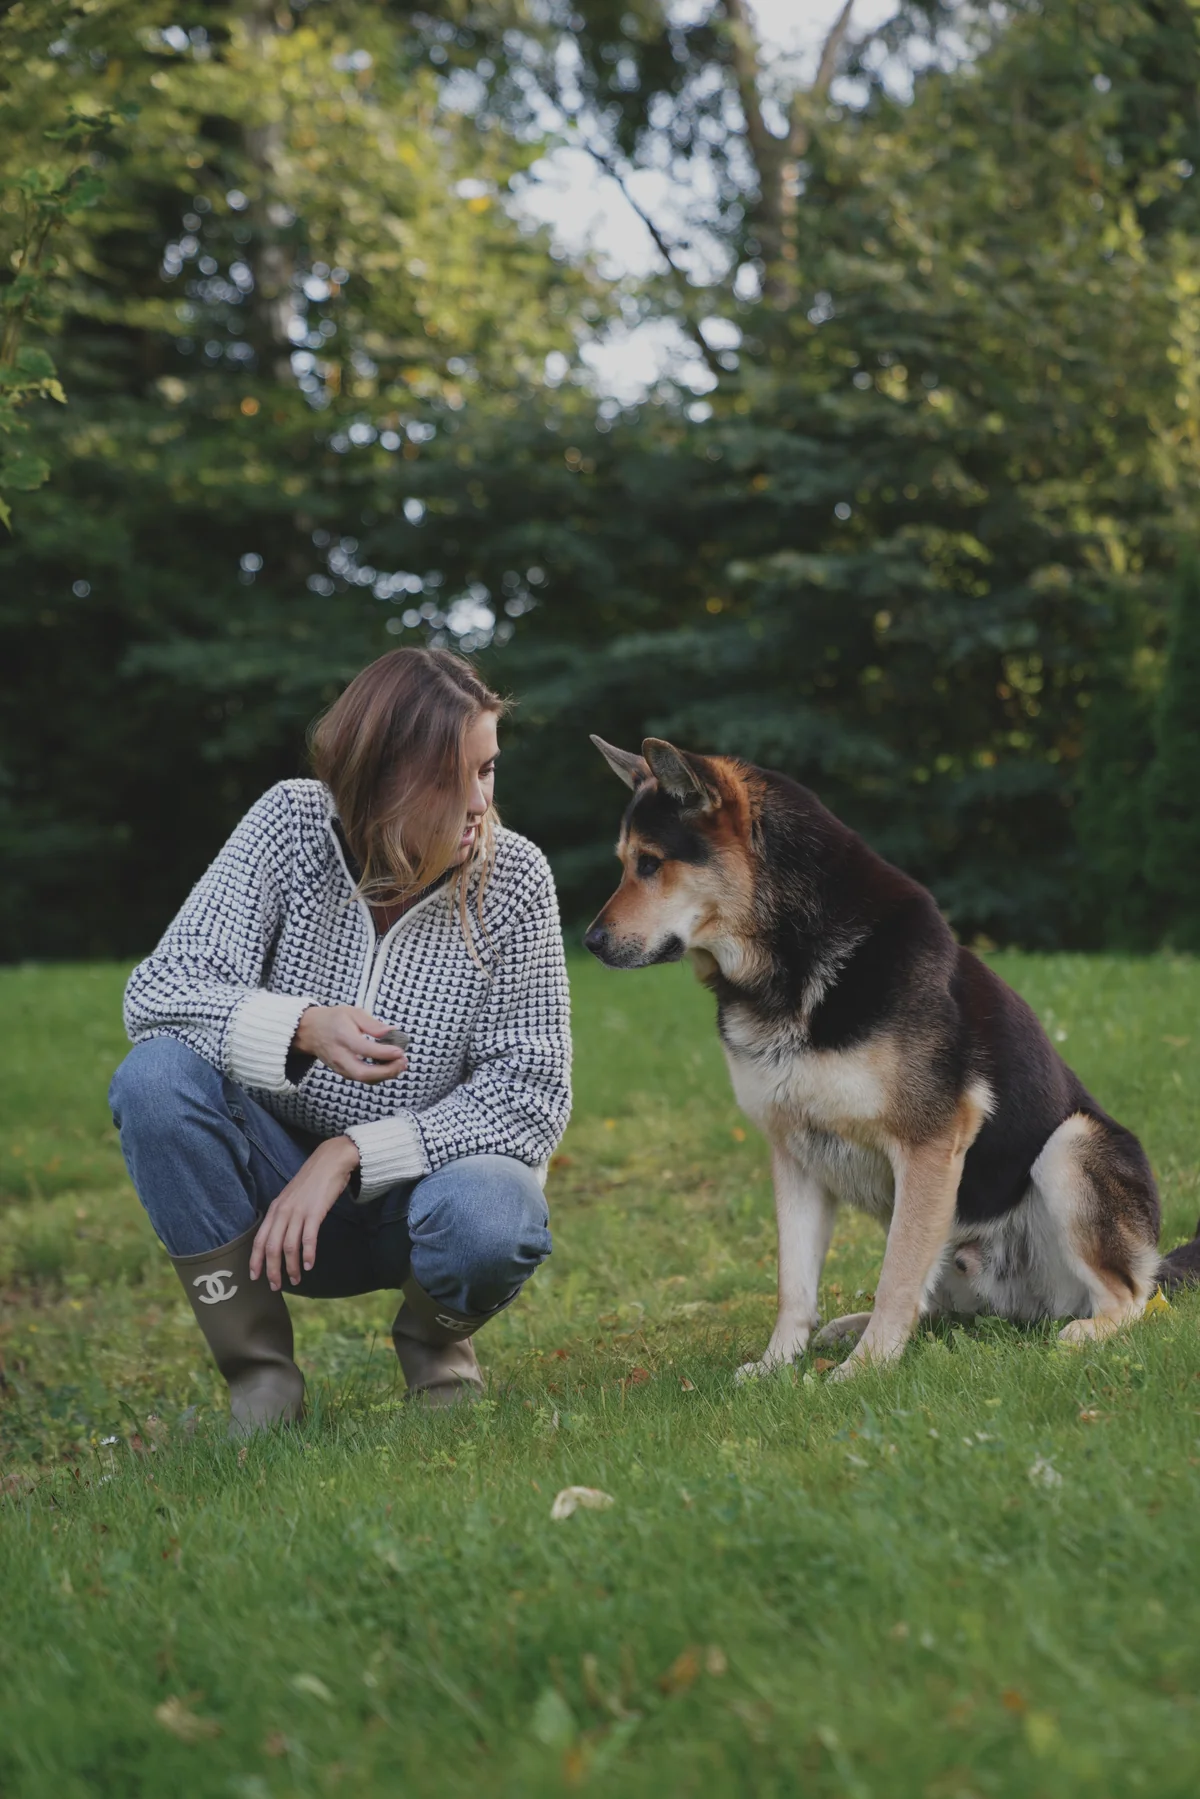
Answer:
[
  {"left": 591, "top": 735, "right": 650, "bottom": 792},
  {"left": 642, "top": 738, "right": 718, "bottom": 811}
]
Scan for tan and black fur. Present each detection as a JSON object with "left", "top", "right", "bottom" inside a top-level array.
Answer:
[{"left": 585, "top": 736, "right": 1198, "bottom": 1380}]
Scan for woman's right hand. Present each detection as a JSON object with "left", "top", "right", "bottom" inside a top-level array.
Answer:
[{"left": 293, "top": 1005, "right": 409, "bottom": 1083}]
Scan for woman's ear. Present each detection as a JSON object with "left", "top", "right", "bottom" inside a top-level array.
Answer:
[{"left": 590, "top": 735, "right": 650, "bottom": 791}]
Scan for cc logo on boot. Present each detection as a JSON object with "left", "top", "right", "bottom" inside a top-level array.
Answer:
[{"left": 193, "top": 1270, "right": 238, "bottom": 1304}]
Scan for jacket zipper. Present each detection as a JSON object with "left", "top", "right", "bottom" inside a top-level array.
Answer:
[{"left": 325, "top": 818, "right": 450, "bottom": 1015}]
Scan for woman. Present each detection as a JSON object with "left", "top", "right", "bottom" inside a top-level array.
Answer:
[{"left": 109, "top": 648, "right": 571, "bottom": 1431}]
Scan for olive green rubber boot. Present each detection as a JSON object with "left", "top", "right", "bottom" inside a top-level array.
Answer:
[
  {"left": 390, "top": 1277, "right": 489, "bottom": 1409},
  {"left": 170, "top": 1223, "right": 305, "bottom": 1437}
]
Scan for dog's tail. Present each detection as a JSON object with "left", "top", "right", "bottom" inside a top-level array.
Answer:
[{"left": 1158, "top": 1216, "right": 1200, "bottom": 1293}]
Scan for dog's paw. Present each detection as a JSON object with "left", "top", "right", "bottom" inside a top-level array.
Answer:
[
  {"left": 812, "top": 1311, "right": 873, "bottom": 1350},
  {"left": 825, "top": 1355, "right": 861, "bottom": 1384},
  {"left": 1058, "top": 1314, "right": 1124, "bottom": 1346},
  {"left": 734, "top": 1358, "right": 774, "bottom": 1384}
]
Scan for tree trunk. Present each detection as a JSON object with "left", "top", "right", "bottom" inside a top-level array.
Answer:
[
  {"left": 242, "top": 1, "right": 298, "bottom": 378},
  {"left": 721, "top": 0, "right": 855, "bottom": 309}
]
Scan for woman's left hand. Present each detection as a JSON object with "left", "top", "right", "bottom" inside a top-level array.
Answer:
[{"left": 251, "top": 1136, "right": 361, "bottom": 1290}]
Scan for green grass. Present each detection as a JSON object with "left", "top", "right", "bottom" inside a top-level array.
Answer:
[{"left": 2, "top": 953, "right": 1200, "bottom": 1798}]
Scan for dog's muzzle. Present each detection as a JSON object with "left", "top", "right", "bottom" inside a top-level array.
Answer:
[{"left": 584, "top": 923, "right": 684, "bottom": 967}]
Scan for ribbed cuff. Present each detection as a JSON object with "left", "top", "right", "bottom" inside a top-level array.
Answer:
[
  {"left": 344, "top": 1113, "right": 430, "bottom": 1200},
  {"left": 226, "top": 990, "right": 318, "bottom": 1093}
]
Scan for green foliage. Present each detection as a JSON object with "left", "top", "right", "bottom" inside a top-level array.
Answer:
[
  {"left": 0, "top": 94, "right": 124, "bottom": 526},
  {"left": 0, "top": 0, "right": 589, "bottom": 956},
  {"left": 2, "top": 954, "right": 1199, "bottom": 1793},
  {"left": 3, "top": 2, "right": 1200, "bottom": 951},
  {"left": 1072, "top": 604, "right": 1162, "bottom": 949},
  {"left": 1145, "top": 558, "right": 1200, "bottom": 947}
]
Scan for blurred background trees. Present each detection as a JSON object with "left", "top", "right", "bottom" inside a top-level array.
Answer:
[{"left": 3, "top": 0, "right": 1200, "bottom": 958}]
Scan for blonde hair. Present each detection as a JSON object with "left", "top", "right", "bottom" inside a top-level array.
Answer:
[{"left": 310, "top": 648, "right": 508, "bottom": 942}]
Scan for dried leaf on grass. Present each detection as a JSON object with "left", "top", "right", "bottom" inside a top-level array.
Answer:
[
  {"left": 155, "top": 1695, "right": 221, "bottom": 1742},
  {"left": 658, "top": 1647, "right": 700, "bottom": 1695},
  {"left": 658, "top": 1643, "right": 727, "bottom": 1694},
  {"left": 290, "top": 1672, "right": 333, "bottom": 1702},
  {"left": 531, "top": 1685, "right": 577, "bottom": 1747},
  {"left": 550, "top": 1486, "right": 615, "bottom": 1521}
]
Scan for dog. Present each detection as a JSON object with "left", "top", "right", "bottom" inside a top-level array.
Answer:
[{"left": 584, "top": 735, "right": 1199, "bottom": 1380}]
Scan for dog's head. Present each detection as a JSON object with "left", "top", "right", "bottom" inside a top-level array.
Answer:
[{"left": 584, "top": 736, "right": 760, "bottom": 977}]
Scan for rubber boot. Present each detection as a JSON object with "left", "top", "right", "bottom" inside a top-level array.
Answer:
[
  {"left": 170, "top": 1223, "right": 305, "bottom": 1436},
  {"left": 391, "top": 1276, "right": 490, "bottom": 1408}
]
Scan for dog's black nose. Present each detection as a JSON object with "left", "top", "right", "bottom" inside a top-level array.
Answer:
[{"left": 583, "top": 923, "right": 608, "bottom": 958}]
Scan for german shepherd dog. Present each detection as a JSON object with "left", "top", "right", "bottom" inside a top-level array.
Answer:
[{"left": 585, "top": 737, "right": 1200, "bottom": 1380}]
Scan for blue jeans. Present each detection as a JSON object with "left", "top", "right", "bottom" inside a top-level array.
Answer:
[{"left": 108, "top": 1037, "right": 551, "bottom": 1315}]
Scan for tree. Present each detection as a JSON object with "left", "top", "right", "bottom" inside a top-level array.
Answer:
[
  {"left": 477, "top": 1, "right": 1200, "bottom": 940},
  {"left": 0, "top": 0, "right": 591, "bottom": 957},
  {"left": 0, "top": 7, "right": 125, "bottom": 529},
  {"left": 1144, "top": 558, "right": 1200, "bottom": 948},
  {"left": 5, "top": 0, "right": 1200, "bottom": 956}
]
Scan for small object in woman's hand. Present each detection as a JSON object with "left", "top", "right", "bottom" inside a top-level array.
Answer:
[{"left": 375, "top": 1027, "right": 411, "bottom": 1050}]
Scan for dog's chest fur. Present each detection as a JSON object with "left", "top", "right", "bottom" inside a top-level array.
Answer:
[{"left": 721, "top": 1012, "right": 897, "bottom": 1218}]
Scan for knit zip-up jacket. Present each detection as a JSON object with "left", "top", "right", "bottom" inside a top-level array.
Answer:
[{"left": 123, "top": 780, "right": 572, "bottom": 1199}]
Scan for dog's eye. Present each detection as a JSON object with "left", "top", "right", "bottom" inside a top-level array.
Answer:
[{"left": 636, "top": 853, "right": 662, "bottom": 880}]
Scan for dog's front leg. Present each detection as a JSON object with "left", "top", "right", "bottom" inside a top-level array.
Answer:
[
  {"left": 831, "top": 1132, "right": 965, "bottom": 1381},
  {"left": 736, "top": 1148, "right": 837, "bottom": 1382}
]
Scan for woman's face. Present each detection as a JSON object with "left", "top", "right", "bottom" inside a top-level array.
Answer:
[{"left": 453, "top": 710, "right": 500, "bottom": 865}]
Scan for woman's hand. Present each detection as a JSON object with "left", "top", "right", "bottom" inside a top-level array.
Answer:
[
  {"left": 294, "top": 1004, "right": 409, "bottom": 1083},
  {"left": 251, "top": 1136, "right": 361, "bottom": 1289}
]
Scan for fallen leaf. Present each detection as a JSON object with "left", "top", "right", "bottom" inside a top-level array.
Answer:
[
  {"left": 814, "top": 1357, "right": 837, "bottom": 1372},
  {"left": 704, "top": 1645, "right": 727, "bottom": 1676},
  {"left": 1025, "top": 1710, "right": 1059, "bottom": 1756},
  {"left": 562, "top": 1742, "right": 588, "bottom": 1785},
  {"left": 531, "top": 1686, "right": 577, "bottom": 1747},
  {"left": 1144, "top": 1288, "right": 1172, "bottom": 1318},
  {"left": 1077, "top": 1408, "right": 1101, "bottom": 1424},
  {"left": 624, "top": 1366, "right": 652, "bottom": 1386},
  {"left": 155, "top": 1695, "right": 221, "bottom": 1743},
  {"left": 550, "top": 1486, "right": 615, "bottom": 1521},
  {"left": 1001, "top": 1688, "right": 1027, "bottom": 1714},
  {"left": 731, "top": 1126, "right": 746, "bottom": 1141},
  {"left": 290, "top": 1672, "right": 333, "bottom": 1703},
  {"left": 658, "top": 1647, "right": 700, "bottom": 1695},
  {"left": 679, "top": 1377, "right": 695, "bottom": 1391}
]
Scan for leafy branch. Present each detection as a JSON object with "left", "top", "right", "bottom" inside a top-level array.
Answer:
[{"left": 0, "top": 105, "right": 127, "bottom": 529}]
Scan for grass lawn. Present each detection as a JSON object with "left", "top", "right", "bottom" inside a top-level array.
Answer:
[{"left": 1, "top": 952, "right": 1199, "bottom": 1798}]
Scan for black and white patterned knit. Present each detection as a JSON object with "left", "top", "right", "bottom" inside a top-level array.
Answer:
[{"left": 123, "top": 780, "right": 572, "bottom": 1198}]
